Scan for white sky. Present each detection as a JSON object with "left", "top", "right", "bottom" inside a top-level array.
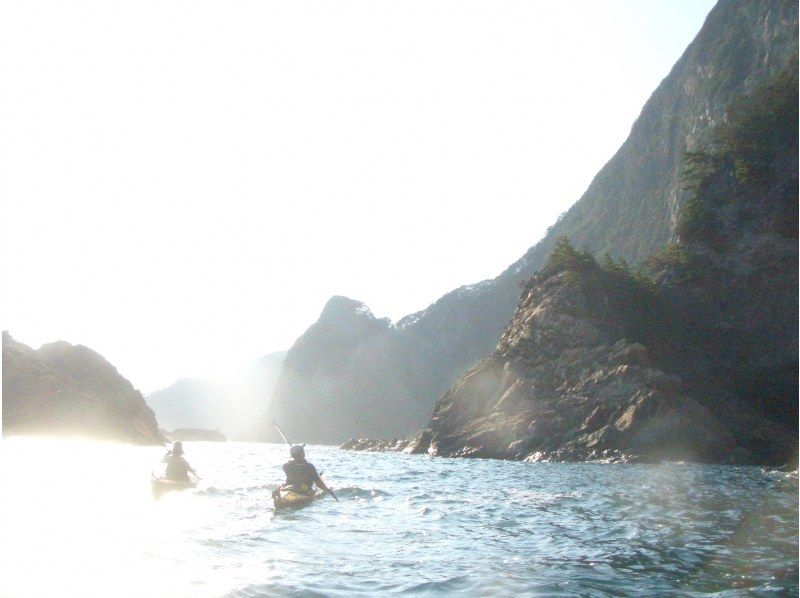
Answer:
[{"left": 2, "top": 0, "right": 715, "bottom": 392}]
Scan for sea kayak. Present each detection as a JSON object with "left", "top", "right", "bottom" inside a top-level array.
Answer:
[
  {"left": 152, "top": 477, "right": 197, "bottom": 499},
  {"left": 272, "top": 485, "right": 318, "bottom": 511}
]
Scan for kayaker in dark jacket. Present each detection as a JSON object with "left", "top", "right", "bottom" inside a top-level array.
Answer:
[
  {"left": 283, "top": 445, "right": 332, "bottom": 495},
  {"left": 165, "top": 441, "right": 198, "bottom": 482}
]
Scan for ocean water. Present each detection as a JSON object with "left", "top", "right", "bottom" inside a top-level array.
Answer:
[{"left": 0, "top": 438, "right": 797, "bottom": 597}]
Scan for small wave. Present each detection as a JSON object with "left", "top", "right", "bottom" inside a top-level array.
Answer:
[
  {"left": 765, "top": 466, "right": 798, "bottom": 479},
  {"left": 404, "top": 493, "right": 432, "bottom": 503},
  {"left": 229, "top": 582, "right": 328, "bottom": 597},
  {"left": 507, "top": 489, "right": 582, "bottom": 503},
  {"left": 197, "top": 486, "right": 236, "bottom": 497},
  {"left": 334, "top": 487, "right": 390, "bottom": 500},
  {"left": 5, "top": 439, "right": 796, "bottom": 597},
  {"left": 399, "top": 575, "right": 471, "bottom": 594},
  {"left": 198, "top": 483, "right": 271, "bottom": 497}
]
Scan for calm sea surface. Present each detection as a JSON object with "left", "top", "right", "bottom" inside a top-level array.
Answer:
[{"left": 0, "top": 438, "right": 797, "bottom": 597}]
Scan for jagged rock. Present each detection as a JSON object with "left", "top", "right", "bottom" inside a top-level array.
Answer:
[
  {"left": 404, "top": 429, "right": 433, "bottom": 454},
  {"left": 609, "top": 342, "right": 650, "bottom": 368},
  {"left": 425, "top": 218, "right": 795, "bottom": 464},
  {"left": 339, "top": 437, "right": 412, "bottom": 452},
  {"left": 2, "top": 332, "right": 162, "bottom": 445},
  {"left": 339, "top": 429, "right": 436, "bottom": 455}
]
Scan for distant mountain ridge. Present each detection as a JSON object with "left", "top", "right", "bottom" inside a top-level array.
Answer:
[
  {"left": 147, "top": 351, "right": 285, "bottom": 439},
  {"left": 263, "top": 0, "right": 798, "bottom": 444},
  {"left": 2, "top": 331, "right": 162, "bottom": 444}
]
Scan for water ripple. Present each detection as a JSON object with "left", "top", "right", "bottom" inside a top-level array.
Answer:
[{"left": 0, "top": 439, "right": 797, "bottom": 597}]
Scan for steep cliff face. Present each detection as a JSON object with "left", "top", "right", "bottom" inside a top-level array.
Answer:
[
  {"left": 414, "top": 61, "right": 798, "bottom": 465},
  {"left": 655, "top": 58, "right": 798, "bottom": 434},
  {"left": 266, "top": 0, "right": 798, "bottom": 444},
  {"left": 419, "top": 263, "right": 794, "bottom": 463},
  {"left": 532, "top": 0, "right": 798, "bottom": 262},
  {"left": 263, "top": 296, "right": 434, "bottom": 443},
  {"left": 420, "top": 270, "right": 747, "bottom": 462},
  {"left": 2, "top": 332, "right": 162, "bottom": 444},
  {"left": 147, "top": 351, "right": 285, "bottom": 439}
]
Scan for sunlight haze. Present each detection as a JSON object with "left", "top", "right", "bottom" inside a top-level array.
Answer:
[{"left": 2, "top": 0, "right": 715, "bottom": 391}]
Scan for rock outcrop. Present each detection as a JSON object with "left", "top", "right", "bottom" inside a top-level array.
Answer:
[
  {"left": 2, "top": 332, "right": 162, "bottom": 444},
  {"left": 419, "top": 268, "right": 791, "bottom": 463},
  {"left": 263, "top": 0, "right": 798, "bottom": 445},
  {"left": 340, "top": 429, "right": 432, "bottom": 454},
  {"left": 416, "top": 60, "right": 798, "bottom": 465},
  {"left": 340, "top": 437, "right": 414, "bottom": 452}
]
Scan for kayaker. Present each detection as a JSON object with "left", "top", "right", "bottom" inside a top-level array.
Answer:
[
  {"left": 282, "top": 445, "right": 332, "bottom": 495},
  {"left": 165, "top": 441, "right": 198, "bottom": 482}
]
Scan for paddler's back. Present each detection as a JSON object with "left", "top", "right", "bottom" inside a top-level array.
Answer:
[{"left": 283, "top": 459, "right": 318, "bottom": 487}]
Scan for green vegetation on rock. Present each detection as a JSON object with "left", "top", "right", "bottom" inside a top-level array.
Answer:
[
  {"left": 677, "top": 57, "right": 799, "bottom": 242},
  {"left": 420, "top": 57, "right": 799, "bottom": 464}
]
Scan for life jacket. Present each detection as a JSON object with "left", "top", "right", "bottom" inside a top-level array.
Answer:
[
  {"left": 165, "top": 455, "right": 190, "bottom": 482},
  {"left": 283, "top": 459, "right": 317, "bottom": 490}
]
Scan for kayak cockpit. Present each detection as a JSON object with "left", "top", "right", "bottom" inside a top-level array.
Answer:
[{"left": 272, "top": 485, "right": 318, "bottom": 511}]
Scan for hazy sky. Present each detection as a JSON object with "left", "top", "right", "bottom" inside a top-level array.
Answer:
[{"left": 2, "top": 0, "right": 715, "bottom": 392}]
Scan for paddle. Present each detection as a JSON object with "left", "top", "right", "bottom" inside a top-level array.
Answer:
[
  {"left": 273, "top": 422, "right": 339, "bottom": 502},
  {"left": 273, "top": 421, "right": 293, "bottom": 448}
]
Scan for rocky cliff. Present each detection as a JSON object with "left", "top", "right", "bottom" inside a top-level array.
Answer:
[
  {"left": 411, "top": 61, "right": 798, "bottom": 465},
  {"left": 262, "top": 296, "right": 434, "bottom": 443},
  {"left": 2, "top": 332, "right": 162, "bottom": 444},
  {"left": 147, "top": 351, "right": 285, "bottom": 439},
  {"left": 266, "top": 0, "right": 798, "bottom": 444}
]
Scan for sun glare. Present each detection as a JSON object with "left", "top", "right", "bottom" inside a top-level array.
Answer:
[{"left": 0, "top": 438, "right": 233, "bottom": 597}]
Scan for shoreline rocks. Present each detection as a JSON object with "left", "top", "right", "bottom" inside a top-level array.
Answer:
[
  {"left": 418, "top": 255, "right": 794, "bottom": 466},
  {"left": 340, "top": 438, "right": 412, "bottom": 452}
]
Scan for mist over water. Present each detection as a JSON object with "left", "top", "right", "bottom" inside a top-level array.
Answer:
[{"left": 1, "top": 438, "right": 797, "bottom": 597}]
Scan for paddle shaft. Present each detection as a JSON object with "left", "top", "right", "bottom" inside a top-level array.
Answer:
[{"left": 273, "top": 422, "right": 292, "bottom": 447}]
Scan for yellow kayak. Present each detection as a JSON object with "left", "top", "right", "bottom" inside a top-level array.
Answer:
[
  {"left": 152, "top": 477, "right": 197, "bottom": 499},
  {"left": 272, "top": 485, "right": 318, "bottom": 511}
]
